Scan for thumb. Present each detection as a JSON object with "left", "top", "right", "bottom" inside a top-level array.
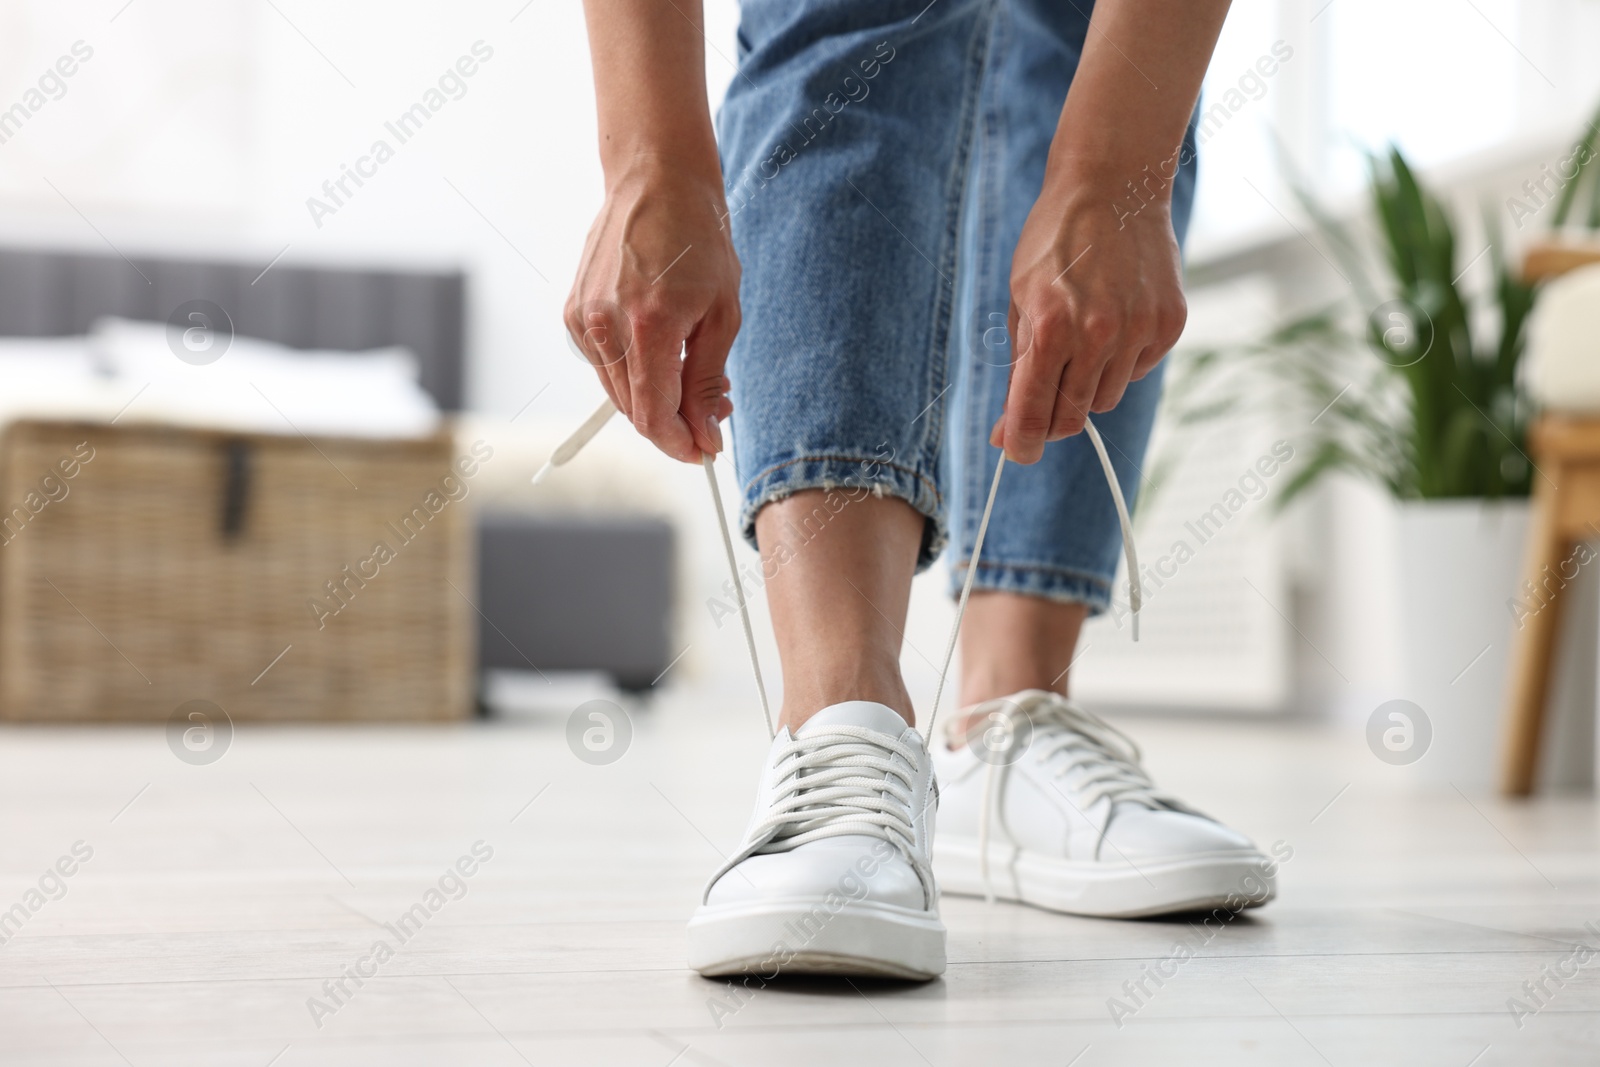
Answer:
[{"left": 681, "top": 306, "right": 738, "bottom": 455}]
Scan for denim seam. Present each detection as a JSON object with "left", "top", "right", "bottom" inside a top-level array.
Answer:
[
  {"left": 738, "top": 452, "right": 943, "bottom": 552},
  {"left": 914, "top": 0, "right": 1000, "bottom": 563},
  {"left": 955, "top": 559, "right": 1112, "bottom": 580},
  {"left": 740, "top": 452, "right": 940, "bottom": 503},
  {"left": 961, "top": 5, "right": 1008, "bottom": 555},
  {"left": 951, "top": 558, "right": 1115, "bottom": 609}
]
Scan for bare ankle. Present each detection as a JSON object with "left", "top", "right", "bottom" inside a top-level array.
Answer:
[
  {"left": 779, "top": 673, "right": 914, "bottom": 733},
  {"left": 755, "top": 491, "right": 925, "bottom": 736},
  {"left": 957, "top": 672, "right": 1064, "bottom": 712},
  {"left": 948, "top": 676, "right": 1065, "bottom": 750},
  {"left": 955, "top": 592, "right": 1088, "bottom": 718}
]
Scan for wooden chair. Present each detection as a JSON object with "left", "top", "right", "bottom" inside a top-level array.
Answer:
[{"left": 1501, "top": 240, "right": 1600, "bottom": 795}]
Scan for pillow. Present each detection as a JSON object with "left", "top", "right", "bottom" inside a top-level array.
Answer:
[
  {"left": 0, "top": 335, "right": 95, "bottom": 378},
  {"left": 90, "top": 317, "right": 440, "bottom": 438},
  {"left": 0, "top": 336, "right": 128, "bottom": 427},
  {"left": 1526, "top": 262, "right": 1600, "bottom": 413}
]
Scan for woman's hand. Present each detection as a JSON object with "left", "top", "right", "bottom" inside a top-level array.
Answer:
[
  {"left": 989, "top": 0, "right": 1230, "bottom": 464},
  {"left": 993, "top": 175, "right": 1186, "bottom": 463},
  {"left": 565, "top": 161, "right": 739, "bottom": 463},
  {"left": 571, "top": 0, "right": 737, "bottom": 462}
]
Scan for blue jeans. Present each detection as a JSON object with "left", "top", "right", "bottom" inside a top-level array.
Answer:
[{"left": 718, "top": 0, "right": 1197, "bottom": 613}]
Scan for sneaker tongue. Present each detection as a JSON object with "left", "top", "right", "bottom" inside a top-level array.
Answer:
[{"left": 795, "top": 701, "right": 909, "bottom": 739}]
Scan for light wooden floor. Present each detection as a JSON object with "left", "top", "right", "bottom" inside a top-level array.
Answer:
[{"left": 1, "top": 689, "right": 1597, "bottom": 1066}]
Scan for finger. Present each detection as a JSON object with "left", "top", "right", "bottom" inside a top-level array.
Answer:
[
  {"left": 627, "top": 317, "right": 699, "bottom": 462},
  {"left": 1007, "top": 303, "right": 1027, "bottom": 371},
  {"left": 567, "top": 304, "right": 633, "bottom": 419},
  {"left": 1000, "top": 322, "right": 1063, "bottom": 464},
  {"left": 681, "top": 302, "right": 739, "bottom": 456},
  {"left": 1089, "top": 341, "right": 1144, "bottom": 413},
  {"left": 588, "top": 313, "right": 635, "bottom": 420},
  {"left": 1132, "top": 299, "right": 1185, "bottom": 381},
  {"left": 1130, "top": 340, "right": 1167, "bottom": 382},
  {"left": 1046, "top": 363, "right": 1087, "bottom": 441},
  {"left": 990, "top": 303, "right": 1024, "bottom": 449},
  {"left": 1049, "top": 343, "right": 1113, "bottom": 441},
  {"left": 1043, "top": 325, "right": 1114, "bottom": 441}
]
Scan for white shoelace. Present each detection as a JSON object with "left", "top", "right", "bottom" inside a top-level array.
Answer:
[
  {"left": 535, "top": 397, "right": 1141, "bottom": 741},
  {"left": 953, "top": 690, "right": 1183, "bottom": 902},
  {"left": 756, "top": 728, "right": 921, "bottom": 851},
  {"left": 537, "top": 396, "right": 1143, "bottom": 892},
  {"left": 699, "top": 725, "right": 934, "bottom": 897}
]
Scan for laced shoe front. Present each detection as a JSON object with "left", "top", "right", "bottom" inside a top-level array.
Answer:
[
  {"left": 931, "top": 689, "right": 1280, "bottom": 917},
  {"left": 686, "top": 701, "right": 946, "bottom": 979}
]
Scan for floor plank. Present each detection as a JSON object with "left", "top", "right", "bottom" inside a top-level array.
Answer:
[{"left": 1, "top": 693, "right": 1596, "bottom": 1064}]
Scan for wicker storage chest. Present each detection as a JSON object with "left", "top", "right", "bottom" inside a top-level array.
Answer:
[{"left": 0, "top": 419, "right": 475, "bottom": 721}]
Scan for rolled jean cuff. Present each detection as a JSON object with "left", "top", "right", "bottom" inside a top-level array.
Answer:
[
  {"left": 740, "top": 452, "right": 948, "bottom": 569},
  {"left": 948, "top": 559, "right": 1113, "bottom": 616}
]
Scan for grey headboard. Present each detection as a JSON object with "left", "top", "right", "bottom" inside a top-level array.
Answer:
[{"left": 0, "top": 246, "right": 466, "bottom": 411}]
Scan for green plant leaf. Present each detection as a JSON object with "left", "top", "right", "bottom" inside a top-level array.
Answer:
[{"left": 1159, "top": 128, "right": 1547, "bottom": 506}]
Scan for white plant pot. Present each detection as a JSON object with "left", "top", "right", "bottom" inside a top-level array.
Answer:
[{"left": 1395, "top": 499, "right": 1529, "bottom": 788}]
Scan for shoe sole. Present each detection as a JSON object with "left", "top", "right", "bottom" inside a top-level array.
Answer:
[
  {"left": 687, "top": 898, "right": 946, "bottom": 980},
  {"left": 935, "top": 838, "right": 1277, "bottom": 918}
]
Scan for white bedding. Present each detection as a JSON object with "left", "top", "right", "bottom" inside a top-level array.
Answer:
[
  {"left": 0, "top": 337, "right": 128, "bottom": 426},
  {"left": 0, "top": 319, "right": 441, "bottom": 439}
]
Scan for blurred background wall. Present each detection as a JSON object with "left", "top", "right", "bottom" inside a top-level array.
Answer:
[
  {"left": 6, "top": 1, "right": 1591, "bottom": 419},
  {"left": 4, "top": 0, "right": 1600, "bottom": 769}
]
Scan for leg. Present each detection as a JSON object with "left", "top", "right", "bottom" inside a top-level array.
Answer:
[
  {"left": 957, "top": 592, "right": 1088, "bottom": 709},
  {"left": 757, "top": 491, "right": 924, "bottom": 730},
  {"left": 1500, "top": 460, "right": 1568, "bottom": 795},
  {"left": 925, "top": 1, "right": 1277, "bottom": 920},
  {"left": 688, "top": 0, "right": 998, "bottom": 980},
  {"left": 720, "top": 0, "right": 998, "bottom": 717},
  {"left": 941, "top": 0, "right": 1199, "bottom": 724},
  {"left": 945, "top": 0, "right": 1196, "bottom": 632}
]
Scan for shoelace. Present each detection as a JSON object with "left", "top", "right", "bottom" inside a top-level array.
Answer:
[
  {"left": 953, "top": 690, "right": 1182, "bottom": 902},
  {"left": 534, "top": 397, "right": 1141, "bottom": 741},
  {"left": 698, "top": 725, "right": 935, "bottom": 897},
  {"left": 531, "top": 398, "right": 776, "bottom": 730},
  {"left": 537, "top": 395, "right": 1143, "bottom": 895}
]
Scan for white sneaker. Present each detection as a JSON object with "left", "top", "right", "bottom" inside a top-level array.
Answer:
[
  {"left": 686, "top": 700, "right": 946, "bottom": 980},
  {"left": 931, "top": 689, "right": 1277, "bottom": 918}
]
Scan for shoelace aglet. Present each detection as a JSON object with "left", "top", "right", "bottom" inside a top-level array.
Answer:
[{"left": 530, "top": 398, "right": 617, "bottom": 484}]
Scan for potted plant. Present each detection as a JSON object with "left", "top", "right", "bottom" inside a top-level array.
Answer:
[{"left": 1161, "top": 141, "right": 1547, "bottom": 786}]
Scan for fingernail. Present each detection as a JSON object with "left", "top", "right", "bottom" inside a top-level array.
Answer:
[{"left": 705, "top": 415, "right": 724, "bottom": 453}]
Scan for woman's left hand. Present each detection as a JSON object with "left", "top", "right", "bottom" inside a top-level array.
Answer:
[{"left": 993, "top": 171, "right": 1188, "bottom": 465}]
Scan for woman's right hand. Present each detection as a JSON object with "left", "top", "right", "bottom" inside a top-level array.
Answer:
[{"left": 565, "top": 160, "right": 741, "bottom": 464}]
